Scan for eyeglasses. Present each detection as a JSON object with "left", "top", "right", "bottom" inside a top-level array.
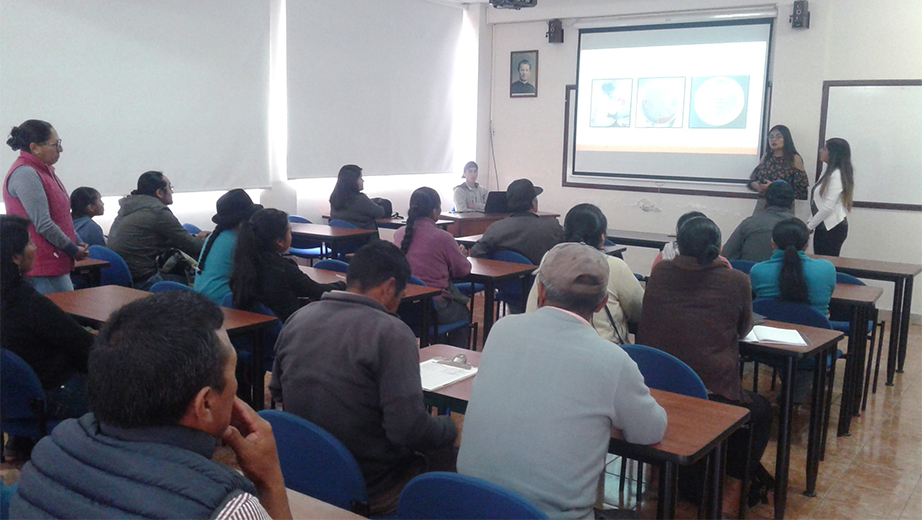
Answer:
[
  {"left": 768, "top": 134, "right": 783, "bottom": 140},
  {"left": 42, "top": 139, "right": 62, "bottom": 149}
]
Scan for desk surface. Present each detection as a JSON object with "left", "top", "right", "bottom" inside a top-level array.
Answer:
[
  {"left": 831, "top": 283, "right": 883, "bottom": 306},
  {"left": 299, "top": 266, "right": 441, "bottom": 302},
  {"left": 419, "top": 344, "right": 749, "bottom": 467},
  {"left": 441, "top": 211, "right": 560, "bottom": 221},
  {"left": 606, "top": 229, "right": 674, "bottom": 250},
  {"left": 740, "top": 319, "right": 844, "bottom": 358},
  {"left": 812, "top": 254, "right": 922, "bottom": 278},
  {"left": 47, "top": 285, "right": 278, "bottom": 333},
  {"left": 289, "top": 223, "right": 377, "bottom": 239},
  {"left": 466, "top": 257, "right": 537, "bottom": 280},
  {"left": 73, "top": 258, "right": 109, "bottom": 271}
]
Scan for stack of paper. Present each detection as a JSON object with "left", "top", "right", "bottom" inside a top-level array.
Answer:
[
  {"left": 420, "top": 359, "right": 478, "bottom": 391},
  {"left": 743, "top": 325, "right": 808, "bottom": 346}
]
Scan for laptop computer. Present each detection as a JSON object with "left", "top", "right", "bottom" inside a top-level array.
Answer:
[{"left": 483, "top": 191, "right": 507, "bottom": 214}]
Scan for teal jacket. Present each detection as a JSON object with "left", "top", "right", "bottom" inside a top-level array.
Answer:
[{"left": 750, "top": 250, "right": 837, "bottom": 315}]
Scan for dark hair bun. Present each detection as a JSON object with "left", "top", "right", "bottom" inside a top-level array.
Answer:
[{"left": 7, "top": 127, "right": 24, "bottom": 151}]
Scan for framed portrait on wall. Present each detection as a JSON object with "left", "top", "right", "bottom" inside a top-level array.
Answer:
[{"left": 510, "top": 50, "right": 538, "bottom": 98}]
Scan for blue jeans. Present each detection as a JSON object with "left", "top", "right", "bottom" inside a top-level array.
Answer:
[{"left": 30, "top": 274, "right": 74, "bottom": 294}]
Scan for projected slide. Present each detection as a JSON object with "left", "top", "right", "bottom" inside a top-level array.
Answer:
[{"left": 573, "top": 21, "right": 772, "bottom": 182}]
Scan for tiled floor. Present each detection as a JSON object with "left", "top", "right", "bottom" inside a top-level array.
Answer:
[{"left": 4, "top": 294, "right": 920, "bottom": 520}]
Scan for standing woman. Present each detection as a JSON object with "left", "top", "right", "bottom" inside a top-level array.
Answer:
[
  {"left": 4, "top": 120, "right": 87, "bottom": 294},
  {"left": 808, "top": 138, "right": 854, "bottom": 256},
  {"left": 748, "top": 125, "right": 809, "bottom": 206},
  {"left": 329, "top": 164, "right": 385, "bottom": 230},
  {"left": 394, "top": 187, "right": 472, "bottom": 347}
]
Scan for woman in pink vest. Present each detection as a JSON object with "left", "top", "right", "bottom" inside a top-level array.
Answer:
[{"left": 4, "top": 120, "right": 87, "bottom": 294}]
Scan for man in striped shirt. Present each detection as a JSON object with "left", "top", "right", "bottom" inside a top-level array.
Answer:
[{"left": 11, "top": 292, "right": 291, "bottom": 520}]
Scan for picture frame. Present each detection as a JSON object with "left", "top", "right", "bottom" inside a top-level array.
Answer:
[{"left": 510, "top": 50, "right": 538, "bottom": 98}]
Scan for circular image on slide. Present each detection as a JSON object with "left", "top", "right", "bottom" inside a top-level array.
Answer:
[
  {"left": 641, "top": 86, "right": 680, "bottom": 127},
  {"left": 693, "top": 77, "right": 745, "bottom": 127}
]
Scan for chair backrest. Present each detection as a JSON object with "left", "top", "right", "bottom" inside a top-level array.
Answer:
[
  {"left": 620, "top": 344, "right": 709, "bottom": 400},
  {"left": 752, "top": 298, "right": 832, "bottom": 330},
  {"left": 490, "top": 250, "right": 532, "bottom": 265},
  {"left": 488, "top": 251, "right": 534, "bottom": 301},
  {"left": 0, "top": 349, "right": 55, "bottom": 438},
  {"left": 148, "top": 280, "right": 193, "bottom": 293},
  {"left": 730, "top": 260, "right": 756, "bottom": 274},
  {"left": 1, "top": 480, "right": 17, "bottom": 520},
  {"left": 182, "top": 223, "right": 202, "bottom": 235},
  {"left": 398, "top": 472, "right": 548, "bottom": 520},
  {"left": 88, "top": 245, "right": 133, "bottom": 287},
  {"left": 257, "top": 410, "right": 368, "bottom": 512},
  {"left": 328, "top": 219, "right": 358, "bottom": 229},
  {"left": 313, "top": 259, "right": 350, "bottom": 273},
  {"left": 288, "top": 215, "right": 311, "bottom": 224},
  {"left": 836, "top": 272, "right": 865, "bottom": 286}
]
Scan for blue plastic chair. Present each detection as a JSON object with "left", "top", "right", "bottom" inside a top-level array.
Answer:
[
  {"left": 620, "top": 344, "right": 709, "bottom": 399},
  {"left": 220, "top": 294, "right": 282, "bottom": 373},
  {"left": 328, "top": 219, "right": 363, "bottom": 260},
  {"left": 1, "top": 350, "right": 63, "bottom": 453},
  {"left": 148, "top": 280, "right": 193, "bottom": 293},
  {"left": 730, "top": 260, "right": 756, "bottom": 274},
  {"left": 398, "top": 276, "right": 476, "bottom": 348},
  {"left": 288, "top": 215, "right": 327, "bottom": 262},
  {"left": 488, "top": 250, "right": 534, "bottom": 317},
  {"left": 88, "top": 245, "right": 133, "bottom": 287},
  {"left": 182, "top": 223, "right": 202, "bottom": 235},
  {"left": 258, "top": 410, "right": 369, "bottom": 515},
  {"left": 398, "top": 472, "right": 548, "bottom": 519},
  {"left": 314, "top": 259, "right": 350, "bottom": 273}
]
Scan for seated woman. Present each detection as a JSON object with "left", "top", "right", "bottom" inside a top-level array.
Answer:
[
  {"left": 525, "top": 203, "right": 643, "bottom": 344},
  {"left": 0, "top": 215, "right": 94, "bottom": 426},
  {"left": 452, "top": 161, "right": 488, "bottom": 212},
  {"left": 230, "top": 208, "right": 344, "bottom": 322},
  {"left": 651, "top": 211, "right": 704, "bottom": 268},
  {"left": 750, "top": 218, "right": 837, "bottom": 316},
  {"left": 70, "top": 187, "right": 106, "bottom": 247},
  {"left": 393, "top": 187, "right": 472, "bottom": 347},
  {"left": 194, "top": 189, "right": 262, "bottom": 303},
  {"left": 329, "top": 164, "right": 385, "bottom": 230},
  {"left": 637, "top": 216, "right": 772, "bottom": 511}
]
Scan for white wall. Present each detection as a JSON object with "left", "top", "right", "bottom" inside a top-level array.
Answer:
[{"left": 483, "top": 0, "right": 922, "bottom": 316}]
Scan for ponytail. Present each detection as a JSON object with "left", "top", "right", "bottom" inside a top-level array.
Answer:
[
  {"left": 197, "top": 224, "right": 229, "bottom": 273},
  {"left": 772, "top": 218, "right": 810, "bottom": 303},
  {"left": 400, "top": 187, "right": 440, "bottom": 254},
  {"left": 563, "top": 203, "right": 607, "bottom": 249}
]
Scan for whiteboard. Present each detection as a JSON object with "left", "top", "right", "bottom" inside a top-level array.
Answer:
[{"left": 818, "top": 81, "right": 922, "bottom": 211}]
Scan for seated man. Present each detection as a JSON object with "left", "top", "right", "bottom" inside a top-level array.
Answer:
[
  {"left": 108, "top": 171, "right": 209, "bottom": 289},
  {"left": 458, "top": 243, "right": 667, "bottom": 519},
  {"left": 11, "top": 292, "right": 291, "bottom": 520},
  {"left": 270, "top": 241, "right": 457, "bottom": 515},
  {"left": 723, "top": 180, "right": 796, "bottom": 262},
  {"left": 470, "top": 179, "right": 564, "bottom": 265}
]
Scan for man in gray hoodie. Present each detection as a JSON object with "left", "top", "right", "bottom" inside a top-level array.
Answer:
[{"left": 107, "top": 171, "right": 208, "bottom": 288}]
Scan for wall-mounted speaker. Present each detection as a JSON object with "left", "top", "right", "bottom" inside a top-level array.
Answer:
[
  {"left": 790, "top": 1, "right": 810, "bottom": 29},
  {"left": 547, "top": 19, "right": 563, "bottom": 43}
]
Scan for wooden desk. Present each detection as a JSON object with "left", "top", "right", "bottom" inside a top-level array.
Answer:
[
  {"left": 606, "top": 229, "right": 673, "bottom": 251},
  {"left": 72, "top": 258, "right": 109, "bottom": 287},
  {"left": 740, "top": 320, "right": 844, "bottom": 518},
  {"left": 458, "top": 258, "right": 536, "bottom": 340},
  {"left": 322, "top": 215, "right": 452, "bottom": 230},
  {"left": 455, "top": 235, "right": 626, "bottom": 258},
  {"left": 440, "top": 211, "right": 560, "bottom": 237},
  {"left": 287, "top": 487, "right": 365, "bottom": 519},
  {"left": 418, "top": 344, "right": 749, "bottom": 520},
  {"left": 47, "top": 286, "right": 278, "bottom": 410},
  {"left": 830, "top": 284, "right": 882, "bottom": 435},
  {"left": 813, "top": 254, "right": 922, "bottom": 386},
  {"left": 299, "top": 266, "right": 442, "bottom": 346},
  {"left": 290, "top": 223, "right": 376, "bottom": 259}
]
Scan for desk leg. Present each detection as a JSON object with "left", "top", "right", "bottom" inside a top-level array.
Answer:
[
  {"left": 482, "top": 281, "right": 496, "bottom": 342},
  {"left": 897, "top": 277, "right": 913, "bottom": 373},
  {"left": 805, "top": 346, "right": 828, "bottom": 497},
  {"left": 250, "top": 331, "right": 265, "bottom": 411},
  {"left": 704, "top": 441, "right": 727, "bottom": 520},
  {"left": 886, "top": 279, "right": 905, "bottom": 385},
  {"left": 850, "top": 306, "right": 871, "bottom": 418},
  {"left": 420, "top": 298, "right": 431, "bottom": 347},
  {"left": 657, "top": 462, "right": 677, "bottom": 520},
  {"left": 774, "top": 356, "right": 795, "bottom": 520}
]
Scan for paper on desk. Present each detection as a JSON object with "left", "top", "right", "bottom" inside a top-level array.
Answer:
[
  {"left": 743, "top": 325, "right": 808, "bottom": 346},
  {"left": 420, "top": 359, "right": 478, "bottom": 391}
]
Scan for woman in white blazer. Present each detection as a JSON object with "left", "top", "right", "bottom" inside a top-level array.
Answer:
[{"left": 808, "top": 138, "right": 854, "bottom": 256}]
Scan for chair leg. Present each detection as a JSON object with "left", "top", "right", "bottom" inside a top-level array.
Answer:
[
  {"left": 753, "top": 361, "right": 761, "bottom": 393},
  {"left": 872, "top": 320, "right": 886, "bottom": 394},
  {"left": 861, "top": 317, "right": 878, "bottom": 411},
  {"left": 619, "top": 458, "right": 628, "bottom": 494},
  {"left": 770, "top": 368, "right": 777, "bottom": 390},
  {"left": 821, "top": 354, "right": 837, "bottom": 460},
  {"left": 636, "top": 462, "right": 644, "bottom": 503}
]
